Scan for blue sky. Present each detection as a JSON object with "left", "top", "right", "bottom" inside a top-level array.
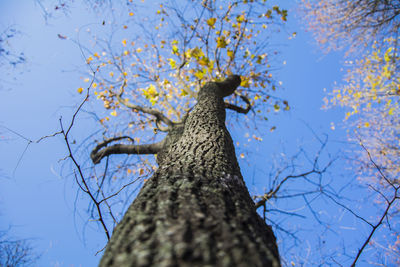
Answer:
[{"left": 0, "top": 1, "right": 375, "bottom": 266}]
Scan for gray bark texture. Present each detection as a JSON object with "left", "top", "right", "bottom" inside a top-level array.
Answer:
[{"left": 99, "top": 75, "right": 280, "bottom": 267}]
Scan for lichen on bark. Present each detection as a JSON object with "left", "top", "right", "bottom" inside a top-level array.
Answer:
[{"left": 99, "top": 75, "right": 280, "bottom": 267}]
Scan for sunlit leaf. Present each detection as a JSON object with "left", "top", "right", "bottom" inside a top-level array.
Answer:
[
  {"left": 168, "top": 58, "right": 176, "bottom": 69},
  {"left": 207, "top": 17, "right": 217, "bottom": 27},
  {"left": 172, "top": 45, "right": 179, "bottom": 54},
  {"left": 216, "top": 36, "right": 228, "bottom": 48}
]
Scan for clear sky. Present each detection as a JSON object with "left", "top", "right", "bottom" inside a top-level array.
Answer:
[{"left": 0, "top": 1, "right": 377, "bottom": 266}]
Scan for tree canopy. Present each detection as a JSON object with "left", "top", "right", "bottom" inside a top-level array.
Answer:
[{"left": 69, "top": 0, "right": 291, "bottom": 238}]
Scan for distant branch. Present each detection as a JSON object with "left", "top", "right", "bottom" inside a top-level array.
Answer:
[
  {"left": 59, "top": 70, "right": 110, "bottom": 240},
  {"left": 255, "top": 167, "right": 326, "bottom": 209},
  {"left": 349, "top": 142, "right": 400, "bottom": 267},
  {"left": 254, "top": 141, "right": 334, "bottom": 209}
]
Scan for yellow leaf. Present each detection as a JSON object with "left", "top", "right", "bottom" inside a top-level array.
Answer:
[
  {"left": 122, "top": 39, "right": 127, "bottom": 46},
  {"left": 207, "top": 17, "right": 217, "bottom": 27},
  {"left": 240, "top": 153, "right": 245, "bottom": 158},
  {"left": 198, "top": 57, "right": 209, "bottom": 66},
  {"left": 84, "top": 78, "right": 90, "bottom": 82},
  {"left": 256, "top": 55, "right": 265, "bottom": 64},
  {"left": 190, "top": 47, "right": 204, "bottom": 59},
  {"left": 227, "top": 49, "right": 234, "bottom": 59},
  {"left": 110, "top": 110, "right": 117, "bottom": 116},
  {"left": 136, "top": 48, "right": 142, "bottom": 53},
  {"left": 168, "top": 58, "right": 176, "bottom": 69},
  {"left": 139, "top": 168, "right": 144, "bottom": 175},
  {"left": 129, "top": 12, "right": 134, "bottom": 16},
  {"left": 240, "top": 77, "right": 250, "bottom": 88},
  {"left": 172, "top": 45, "right": 179, "bottom": 54},
  {"left": 384, "top": 47, "right": 392, "bottom": 62},
  {"left": 109, "top": 71, "right": 114, "bottom": 77},
  {"left": 216, "top": 36, "right": 228, "bottom": 48},
  {"left": 236, "top": 14, "right": 245, "bottom": 23},
  {"left": 123, "top": 71, "right": 128, "bottom": 76},
  {"left": 364, "top": 122, "right": 370, "bottom": 127},
  {"left": 147, "top": 84, "right": 157, "bottom": 95},
  {"left": 388, "top": 107, "right": 395, "bottom": 115},
  {"left": 123, "top": 50, "right": 129, "bottom": 56},
  {"left": 194, "top": 69, "right": 206, "bottom": 79},
  {"left": 86, "top": 56, "right": 93, "bottom": 64},
  {"left": 77, "top": 87, "right": 83, "bottom": 94},
  {"left": 92, "top": 82, "right": 97, "bottom": 88}
]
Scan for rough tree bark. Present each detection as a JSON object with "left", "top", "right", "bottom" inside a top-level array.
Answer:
[{"left": 98, "top": 75, "right": 280, "bottom": 267}]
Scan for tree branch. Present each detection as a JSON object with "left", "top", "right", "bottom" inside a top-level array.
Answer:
[
  {"left": 91, "top": 136, "right": 134, "bottom": 158},
  {"left": 225, "top": 95, "right": 251, "bottom": 114},
  {"left": 91, "top": 140, "right": 164, "bottom": 164},
  {"left": 116, "top": 81, "right": 174, "bottom": 129}
]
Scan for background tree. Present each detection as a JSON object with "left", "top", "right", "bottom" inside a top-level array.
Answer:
[
  {"left": 302, "top": 0, "right": 400, "bottom": 52},
  {"left": 0, "top": 25, "right": 26, "bottom": 89},
  {"left": 0, "top": 229, "right": 39, "bottom": 267},
  {"left": 303, "top": 0, "right": 400, "bottom": 264},
  {"left": 0, "top": 25, "right": 25, "bottom": 68}
]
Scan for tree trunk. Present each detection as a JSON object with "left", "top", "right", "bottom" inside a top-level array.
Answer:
[{"left": 99, "top": 76, "right": 280, "bottom": 267}]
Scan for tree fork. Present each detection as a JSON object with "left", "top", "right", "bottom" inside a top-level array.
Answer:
[{"left": 99, "top": 75, "right": 280, "bottom": 267}]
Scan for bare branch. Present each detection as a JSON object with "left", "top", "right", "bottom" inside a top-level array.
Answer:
[
  {"left": 350, "top": 188, "right": 398, "bottom": 267},
  {"left": 116, "top": 94, "right": 174, "bottom": 129},
  {"left": 255, "top": 168, "right": 321, "bottom": 209},
  {"left": 91, "top": 140, "right": 165, "bottom": 165},
  {"left": 225, "top": 95, "right": 251, "bottom": 114},
  {"left": 58, "top": 71, "right": 111, "bottom": 240},
  {"left": 255, "top": 158, "right": 333, "bottom": 209},
  {"left": 90, "top": 136, "right": 134, "bottom": 161}
]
